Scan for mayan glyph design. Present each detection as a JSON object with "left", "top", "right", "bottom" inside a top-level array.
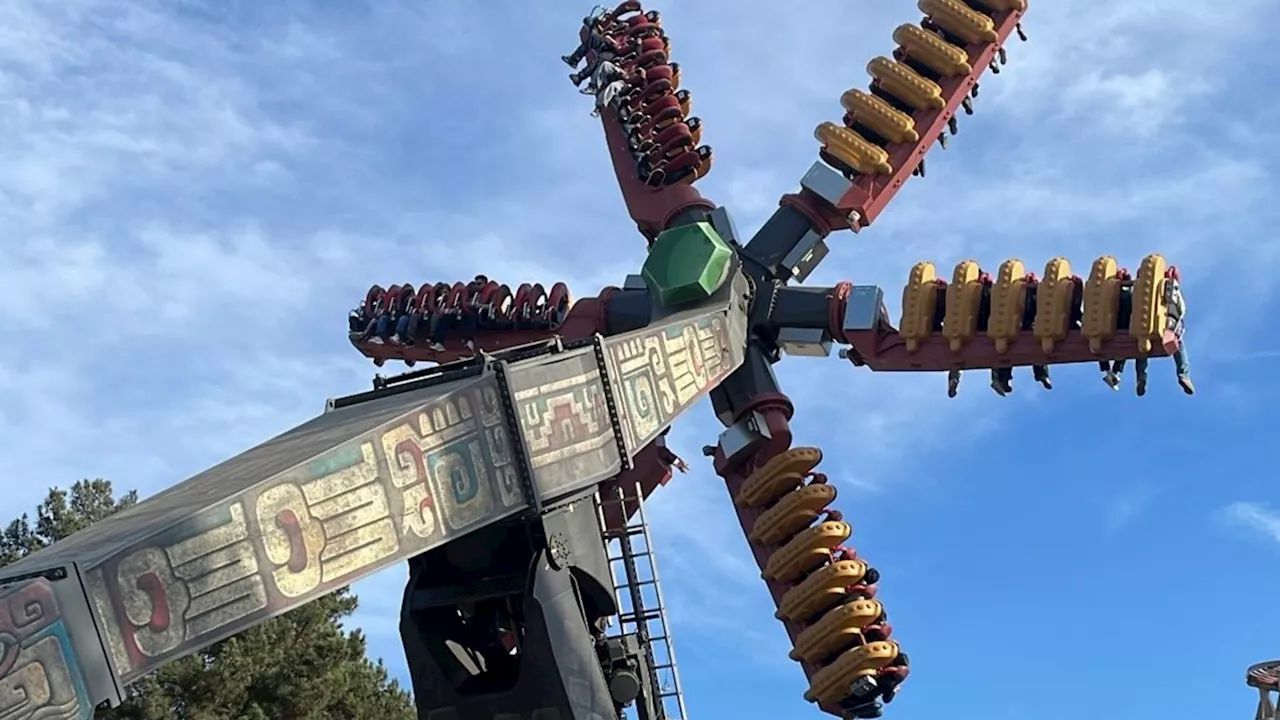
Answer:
[
  {"left": 380, "top": 391, "right": 498, "bottom": 531},
  {"left": 606, "top": 313, "right": 734, "bottom": 453},
  {"left": 85, "top": 502, "right": 270, "bottom": 680},
  {"left": 0, "top": 579, "right": 93, "bottom": 720},
  {"left": 65, "top": 376, "right": 530, "bottom": 682},
  {"left": 507, "top": 349, "right": 622, "bottom": 500},
  {"left": 257, "top": 442, "right": 401, "bottom": 592}
]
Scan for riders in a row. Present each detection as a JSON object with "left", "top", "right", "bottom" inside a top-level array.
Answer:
[
  {"left": 562, "top": 10, "right": 707, "bottom": 186},
  {"left": 946, "top": 266, "right": 1193, "bottom": 397},
  {"left": 349, "top": 276, "right": 568, "bottom": 352}
]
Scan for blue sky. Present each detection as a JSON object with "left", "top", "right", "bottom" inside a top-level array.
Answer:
[{"left": 1, "top": 1, "right": 1278, "bottom": 718}]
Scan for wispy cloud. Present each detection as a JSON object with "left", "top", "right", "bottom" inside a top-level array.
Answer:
[
  {"left": 1220, "top": 502, "right": 1280, "bottom": 544},
  {"left": 1102, "top": 485, "right": 1155, "bottom": 534}
]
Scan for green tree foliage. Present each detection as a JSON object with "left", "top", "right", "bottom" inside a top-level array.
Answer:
[{"left": 0, "top": 480, "right": 415, "bottom": 720}]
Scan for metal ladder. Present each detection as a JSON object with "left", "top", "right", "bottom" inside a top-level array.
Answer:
[{"left": 598, "top": 482, "right": 688, "bottom": 720}]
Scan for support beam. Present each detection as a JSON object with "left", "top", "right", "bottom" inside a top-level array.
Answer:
[
  {"left": 743, "top": 204, "right": 829, "bottom": 280},
  {"left": 710, "top": 340, "right": 782, "bottom": 426},
  {"left": 770, "top": 286, "right": 838, "bottom": 330}
]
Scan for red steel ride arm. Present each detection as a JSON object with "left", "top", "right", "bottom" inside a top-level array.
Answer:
[
  {"left": 592, "top": 1, "right": 715, "bottom": 240},
  {"left": 785, "top": 0, "right": 1028, "bottom": 234}
]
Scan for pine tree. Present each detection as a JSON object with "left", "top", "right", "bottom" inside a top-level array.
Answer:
[{"left": 0, "top": 480, "right": 416, "bottom": 720}]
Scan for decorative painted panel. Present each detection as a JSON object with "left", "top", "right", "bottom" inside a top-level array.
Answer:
[
  {"left": 0, "top": 578, "right": 94, "bottom": 719},
  {"left": 505, "top": 350, "right": 622, "bottom": 501},
  {"left": 604, "top": 311, "right": 736, "bottom": 453},
  {"left": 81, "top": 375, "right": 530, "bottom": 682}
]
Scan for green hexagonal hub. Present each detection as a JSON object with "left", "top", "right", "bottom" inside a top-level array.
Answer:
[{"left": 641, "top": 222, "right": 733, "bottom": 308}]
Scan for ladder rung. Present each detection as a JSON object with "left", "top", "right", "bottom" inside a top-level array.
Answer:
[
  {"left": 610, "top": 553, "right": 651, "bottom": 562},
  {"left": 613, "top": 579, "right": 657, "bottom": 590},
  {"left": 608, "top": 547, "right": 651, "bottom": 557},
  {"left": 619, "top": 610, "right": 662, "bottom": 622},
  {"left": 615, "top": 609, "right": 651, "bottom": 619},
  {"left": 604, "top": 525, "right": 647, "bottom": 537},
  {"left": 609, "top": 546, "right": 650, "bottom": 556}
]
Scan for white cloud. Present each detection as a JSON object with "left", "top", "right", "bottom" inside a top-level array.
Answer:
[{"left": 1221, "top": 502, "right": 1280, "bottom": 544}]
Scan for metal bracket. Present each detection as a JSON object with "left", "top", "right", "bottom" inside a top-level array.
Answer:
[
  {"left": 800, "top": 161, "right": 854, "bottom": 207},
  {"left": 779, "top": 230, "right": 829, "bottom": 283},
  {"left": 491, "top": 360, "right": 542, "bottom": 512},
  {"left": 0, "top": 566, "right": 68, "bottom": 587},
  {"left": 843, "top": 285, "right": 888, "bottom": 332},
  {"left": 716, "top": 410, "right": 770, "bottom": 467},
  {"left": 777, "top": 327, "right": 832, "bottom": 357},
  {"left": 709, "top": 206, "right": 741, "bottom": 245},
  {"left": 592, "top": 333, "right": 633, "bottom": 472}
]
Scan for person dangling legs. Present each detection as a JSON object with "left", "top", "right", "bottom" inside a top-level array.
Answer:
[
  {"left": 591, "top": 61, "right": 629, "bottom": 118},
  {"left": 1032, "top": 364, "right": 1052, "bottom": 390},
  {"left": 1162, "top": 268, "right": 1194, "bottom": 394},
  {"left": 459, "top": 307, "right": 480, "bottom": 353},
  {"left": 1172, "top": 342, "right": 1193, "bottom": 394},
  {"left": 1100, "top": 359, "right": 1122, "bottom": 390},
  {"left": 427, "top": 311, "right": 454, "bottom": 352},
  {"left": 563, "top": 16, "right": 601, "bottom": 67},
  {"left": 369, "top": 312, "right": 395, "bottom": 345},
  {"left": 392, "top": 311, "right": 417, "bottom": 345},
  {"left": 568, "top": 23, "right": 618, "bottom": 87},
  {"left": 1134, "top": 356, "right": 1148, "bottom": 397},
  {"left": 990, "top": 366, "right": 1013, "bottom": 396}
]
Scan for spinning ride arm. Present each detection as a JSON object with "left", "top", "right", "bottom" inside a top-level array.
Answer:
[
  {"left": 688, "top": 12, "right": 1029, "bottom": 706},
  {"left": 769, "top": 253, "right": 1184, "bottom": 372},
  {"left": 349, "top": 279, "right": 655, "bottom": 366},
  {"left": 707, "top": 390, "right": 906, "bottom": 718},
  {"left": 743, "top": 0, "right": 1027, "bottom": 279},
  {"left": 810, "top": 0, "right": 1026, "bottom": 232},
  {"left": 580, "top": 1, "right": 716, "bottom": 240}
]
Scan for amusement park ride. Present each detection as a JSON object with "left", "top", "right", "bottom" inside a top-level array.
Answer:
[
  {"left": 0, "top": 1, "right": 1212, "bottom": 719},
  {"left": 1250, "top": 662, "right": 1280, "bottom": 720}
]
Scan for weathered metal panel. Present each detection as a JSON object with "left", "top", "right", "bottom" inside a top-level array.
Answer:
[
  {"left": 603, "top": 308, "right": 741, "bottom": 454},
  {"left": 505, "top": 348, "right": 622, "bottom": 503},
  {"left": 0, "top": 576, "right": 98, "bottom": 719},
  {"left": 2, "top": 372, "right": 531, "bottom": 686},
  {"left": 2, "top": 384, "right": 464, "bottom": 576}
]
